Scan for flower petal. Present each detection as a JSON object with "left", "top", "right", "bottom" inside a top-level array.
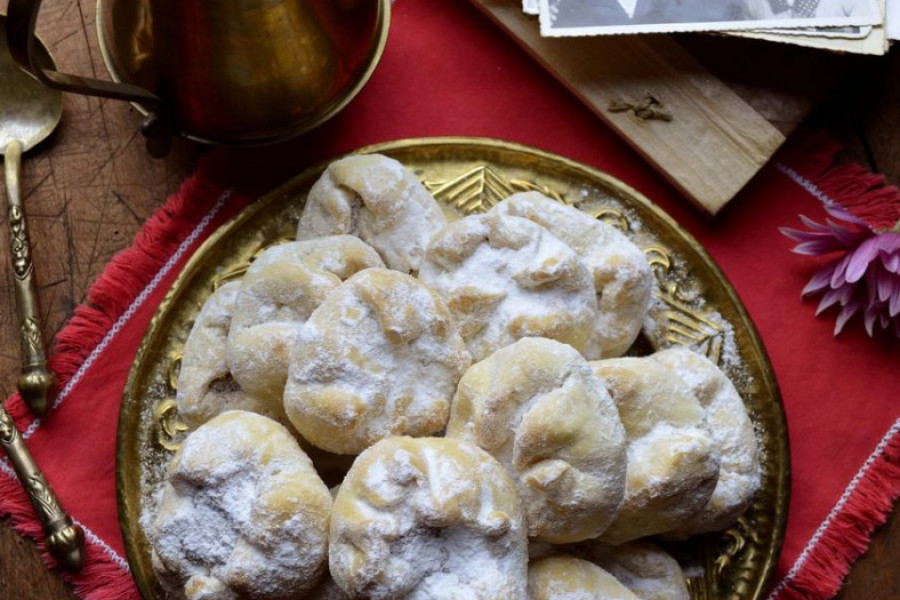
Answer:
[
  {"left": 891, "top": 286, "right": 900, "bottom": 317},
  {"left": 780, "top": 226, "right": 826, "bottom": 242},
  {"left": 876, "top": 269, "right": 896, "bottom": 303},
  {"left": 840, "top": 282, "right": 857, "bottom": 305},
  {"left": 799, "top": 214, "right": 833, "bottom": 232},
  {"left": 883, "top": 251, "right": 900, "bottom": 274},
  {"left": 792, "top": 239, "right": 847, "bottom": 256},
  {"left": 816, "top": 287, "right": 844, "bottom": 314},
  {"left": 827, "top": 220, "right": 870, "bottom": 247},
  {"left": 825, "top": 204, "right": 869, "bottom": 227},
  {"left": 845, "top": 238, "right": 880, "bottom": 283},
  {"left": 780, "top": 227, "right": 847, "bottom": 255},
  {"left": 876, "top": 233, "right": 900, "bottom": 252},
  {"left": 830, "top": 254, "right": 852, "bottom": 288},
  {"left": 864, "top": 306, "right": 877, "bottom": 336},
  {"left": 780, "top": 227, "right": 803, "bottom": 242},
  {"left": 834, "top": 299, "right": 862, "bottom": 335},
  {"left": 802, "top": 265, "right": 837, "bottom": 297}
]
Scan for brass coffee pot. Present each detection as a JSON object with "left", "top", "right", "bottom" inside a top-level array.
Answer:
[{"left": 5, "top": 0, "right": 389, "bottom": 153}]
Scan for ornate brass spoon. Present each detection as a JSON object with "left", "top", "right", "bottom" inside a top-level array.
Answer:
[
  {"left": 0, "top": 15, "right": 85, "bottom": 571},
  {"left": 1, "top": 14, "right": 60, "bottom": 418},
  {"left": 0, "top": 406, "right": 86, "bottom": 570}
]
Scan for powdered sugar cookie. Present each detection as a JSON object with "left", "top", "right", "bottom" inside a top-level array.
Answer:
[
  {"left": 176, "top": 282, "right": 278, "bottom": 428},
  {"left": 528, "top": 556, "right": 640, "bottom": 600},
  {"left": 492, "top": 191, "right": 652, "bottom": 359},
  {"left": 651, "top": 347, "right": 761, "bottom": 537},
  {"left": 590, "top": 356, "right": 720, "bottom": 544},
  {"left": 297, "top": 153, "right": 446, "bottom": 274},
  {"left": 329, "top": 436, "right": 528, "bottom": 600},
  {"left": 579, "top": 540, "right": 689, "bottom": 600},
  {"left": 149, "top": 411, "right": 333, "bottom": 600},
  {"left": 419, "top": 211, "right": 599, "bottom": 361},
  {"left": 305, "top": 575, "right": 350, "bottom": 600},
  {"left": 227, "top": 236, "right": 384, "bottom": 411},
  {"left": 284, "top": 268, "right": 471, "bottom": 455},
  {"left": 446, "top": 337, "right": 627, "bottom": 543}
]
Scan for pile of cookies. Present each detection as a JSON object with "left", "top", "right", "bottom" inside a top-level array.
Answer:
[{"left": 147, "top": 154, "right": 762, "bottom": 600}]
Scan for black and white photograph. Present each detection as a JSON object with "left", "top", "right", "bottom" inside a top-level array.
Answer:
[
  {"left": 753, "top": 24, "right": 872, "bottom": 38},
  {"left": 539, "top": 0, "right": 883, "bottom": 36}
]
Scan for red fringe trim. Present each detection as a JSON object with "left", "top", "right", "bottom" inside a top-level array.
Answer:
[
  {"left": 775, "top": 425, "right": 900, "bottom": 600},
  {"left": 769, "top": 133, "right": 900, "bottom": 599},
  {"left": 3, "top": 132, "right": 895, "bottom": 600},
  {"left": 3, "top": 163, "right": 232, "bottom": 426},
  {"left": 778, "top": 131, "right": 900, "bottom": 232},
  {"left": 1, "top": 159, "right": 242, "bottom": 600},
  {"left": 0, "top": 471, "right": 141, "bottom": 600}
]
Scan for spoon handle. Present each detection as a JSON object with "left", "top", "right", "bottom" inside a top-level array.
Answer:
[
  {"left": 4, "top": 140, "right": 57, "bottom": 418},
  {"left": 0, "top": 404, "right": 86, "bottom": 571}
]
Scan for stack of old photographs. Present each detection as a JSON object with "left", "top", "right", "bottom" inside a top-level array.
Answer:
[{"left": 527, "top": 0, "right": 893, "bottom": 55}]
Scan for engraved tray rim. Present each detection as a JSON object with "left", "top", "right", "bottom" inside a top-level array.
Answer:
[{"left": 117, "top": 137, "right": 790, "bottom": 600}]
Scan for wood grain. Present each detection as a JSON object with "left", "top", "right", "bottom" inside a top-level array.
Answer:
[
  {"left": 0, "top": 0, "right": 199, "bottom": 406},
  {"left": 0, "top": 524, "right": 76, "bottom": 600},
  {"left": 471, "top": 0, "right": 788, "bottom": 215},
  {"left": 1, "top": 0, "right": 198, "bottom": 596}
]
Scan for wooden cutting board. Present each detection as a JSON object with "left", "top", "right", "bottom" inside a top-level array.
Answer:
[{"left": 469, "top": 0, "right": 851, "bottom": 214}]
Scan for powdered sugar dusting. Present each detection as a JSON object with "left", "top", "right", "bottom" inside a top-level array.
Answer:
[
  {"left": 582, "top": 540, "right": 690, "bottom": 600},
  {"left": 297, "top": 154, "right": 446, "bottom": 274},
  {"left": 419, "top": 213, "right": 599, "bottom": 360},
  {"left": 492, "top": 192, "right": 653, "bottom": 359},
  {"left": 148, "top": 411, "right": 332, "bottom": 600},
  {"left": 133, "top": 151, "right": 781, "bottom": 600},
  {"left": 285, "top": 269, "right": 471, "bottom": 454},
  {"left": 175, "top": 281, "right": 278, "bottom": 429},
  {"left": 446, "top": 337, "right": 627, "bottom": 543},
  {"left": 329, "top": 437, "right": 528, "bottom": 600},
  {"left": 651, "top": 347, "right": 762, "bottom": 536},
  {"left": 227, "top": 237, "right": 385, "bottom": 413},
  {"left": 528, "top": 556, "right": 641, "bottom": 600}
]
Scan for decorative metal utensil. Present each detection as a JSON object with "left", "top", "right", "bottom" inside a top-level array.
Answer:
[
  {"left": 1, "top": 14, "right": 61, "bottom": 418},
  {"left": 1, "top": 12, "right": 83, "bottom": 570},
  {"left": 0, "top": 404, "right": 85, "bottom": 571}
]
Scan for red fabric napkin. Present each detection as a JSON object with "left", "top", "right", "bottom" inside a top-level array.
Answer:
[{"left": 2, "top": 1, "right": 899, "bottom": 599}]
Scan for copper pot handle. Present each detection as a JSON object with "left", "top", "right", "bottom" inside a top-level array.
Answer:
[{"left": 5, "top": 0, "right": 161, "bottom": 106}]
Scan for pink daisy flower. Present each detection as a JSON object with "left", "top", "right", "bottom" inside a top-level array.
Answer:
[{"left": 781, "top": 204, "right": 900, "bottom": 337}]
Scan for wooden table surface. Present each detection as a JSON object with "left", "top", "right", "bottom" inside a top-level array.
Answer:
[{"left": 1, "top": 1, "right": 900, "bottom": 599}]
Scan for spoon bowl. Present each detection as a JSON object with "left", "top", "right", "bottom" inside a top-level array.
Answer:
[
  {"left": 1, "top": 16, "right": 84, "bottom": 570},
  {"left": 1, "top": 14, "right": 61, "bottom": 416},
  {"left": 0, "top": 18, "right": 61, "bottom": 153}
]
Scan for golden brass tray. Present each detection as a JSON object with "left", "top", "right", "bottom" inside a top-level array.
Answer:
[{"left": 117, "top": 138, "right": 789, "bottom": 600}]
